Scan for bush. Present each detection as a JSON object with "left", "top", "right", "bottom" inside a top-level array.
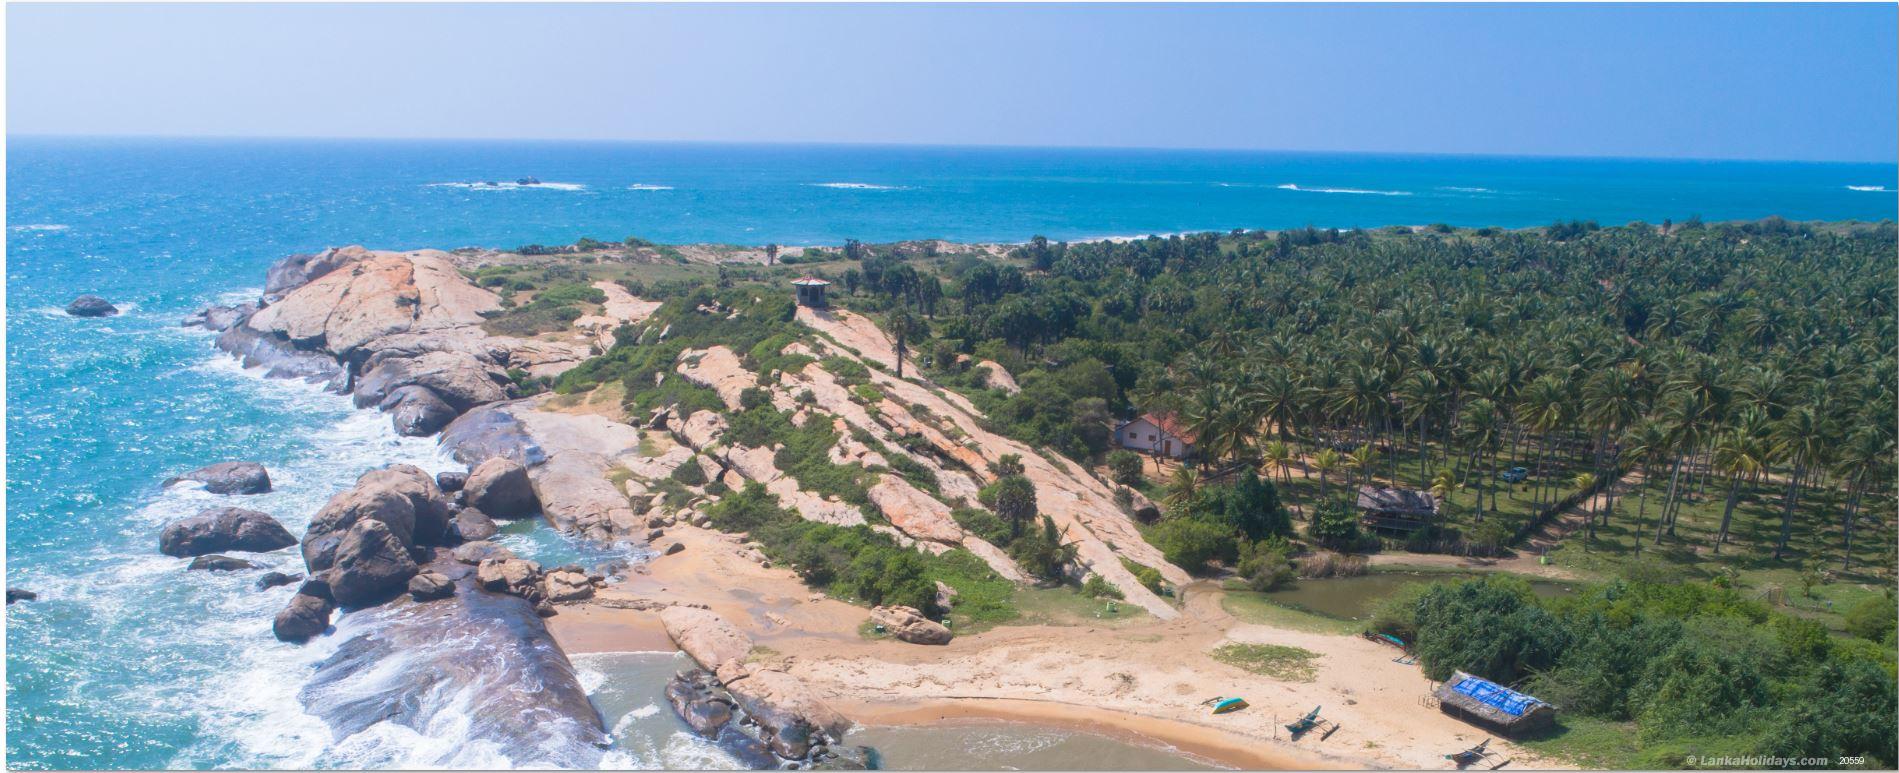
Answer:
[
  {"left": 1411, "top": 576, "right": 1569, "bottom": 683},
  {"left": 1149, "top": 517, "right": 1236, "bottom": 573},
  {"left": 1199, "top": 471, "right": 1292, "bottom": 542},
  {"left": 1107, "top": 450, "right": 1144, "bottom": 487},
  {"left": 951, "top": 507, "right": 1012, "bottom": 547},
  {"left": 1844, "top": 595, "right": 1898, "bottom": 644},
  {"left": 1082, "top": 574, "right": 1124, "bottom": 599},
  {"left": 1008, "top": 516, "right": 1077, "bottom": 581},
  {"left": 1120, "top": 558, "right": 1166, "bottom": 596},
  {"left": 1307, "top": 500, "right": 1364, "bottom": 550},
  {"left": 1236, "top": 539, "right": 1295, "bottom": 592},
  {"left": 671, "top": 459, "right": 707, "bottom": 486}
]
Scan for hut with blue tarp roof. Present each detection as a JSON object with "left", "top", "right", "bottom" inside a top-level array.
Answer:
[{"left": 1434, "top": 671, "right": 1555, "bottom": 735}]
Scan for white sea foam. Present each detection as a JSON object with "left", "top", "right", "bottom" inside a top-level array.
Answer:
[
  {"left": 1278, "top": 183, "right": 1412, "bottom": 196},
  {"left": 427, "top": 181, "right": 588, "bottom": 191},
  {"left": 1438, "top": 186, "right": 1496, "bottom": 193},
  {"left": 1846, "top": 185, "right": 1892, "bottom": 192},
  {"left": 9, "top": 223, "right": 70, "bottom": 232},
  {"left": 627, "top": 183, "right": 675, "bottom": 191},
  {"left": 808, "top": 182, "right": 907, "bottom": 190}
]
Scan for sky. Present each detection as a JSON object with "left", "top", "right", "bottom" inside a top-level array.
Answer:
[{"left": 5, "top": 3, "right": 1896, "bottom": 162}]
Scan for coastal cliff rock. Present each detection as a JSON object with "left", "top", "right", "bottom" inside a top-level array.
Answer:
[
  {"left": 302, "top": 465, "right": 449, "bottom": 571},
  {"left": 65, "top": 294, "right": 119, "bottom": 317},
  {"left": 438, "top": 402, "right": 546, "bottom": 466},
  {"left": 263, "top": 247, "right": 361, "bottom": 298},
  {"left": 182, "top": 302, "right": 256, "bottom": 332},
  {"left": 353, "top": 350, "right": 510, "bottom": 413},
  {"left": 464, "top": 458, "right": 538, "bottom": 518},
  {"left": 528, "top": 452, "right": 637, "bottom": 541},
  {"left": 159, "top": 507, "right": 296, "bottom": 557},
  {"left": 246, "top": 250, "right": 498, "bottom": 356},
  {"left": 164, "top": 462, "right": 272, "bottom": 495},
  {"left": 868, "top": 605, "right": 954, "bottom": 645},
  {"left": 379, "top": 385, "right": 458, "bottom": 437},
  {"left": 214, "top": 321, "right": 347, "bottom": 384},
  {"left": 660, "top": 606, "right": 855, "bottom": 762}
]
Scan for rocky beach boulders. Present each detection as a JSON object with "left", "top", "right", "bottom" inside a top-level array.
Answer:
[
  {"left": 65, "top": 294, "right": 119, "bottom": 317},
  {"left": 540, "top": 567, "right": 595, "bottom": 603},
  {"left": 464, "top": 458, "right": 538, "bottom": 518},
  {"left": 327, "top": 519, "right": 419, "bottom": 607},
  {"left": 451, "top": 507, "right": 498, "bottom": 542},
  {"left": 476, "top": 557, "right": 541, "bottom": 596},
  {"left": 164, "top": 462, "right": 272, "bottom": 495},
  {"left": 666, "top": 669, "right": 739, "bottom": 736},
  {"left": 407, "top": 571, "right": 455, "bottom": 601},
  {"left": 869, "top": 605, "right": 953, "bottom": 645},
  {"left": 273, "top": 592, "right": 333, "bottom": 642},
  {"left": 434, "top": 471, "right": 467, "bottom": 493},
  {"left": 159, "top": 507, "right": 296, "bottom": 557},
  {"left": 301, "top": 465, "right": 448, "bottom": 572},
  {"left": 451, "top": 540, "right": 514, "bottom": 565}
]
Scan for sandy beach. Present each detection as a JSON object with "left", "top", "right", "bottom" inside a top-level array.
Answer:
[{"left": 546, "top": 522, "right": 1552, "bottom": 770}]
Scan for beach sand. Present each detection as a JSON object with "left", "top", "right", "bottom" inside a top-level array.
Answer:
[{"left": 546, "top": 523, "right": 1556, "bottom": 770}]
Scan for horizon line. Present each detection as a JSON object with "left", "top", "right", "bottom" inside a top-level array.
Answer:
[{"left": 9, "top": 132, "right": 1896, "bottom": 168}]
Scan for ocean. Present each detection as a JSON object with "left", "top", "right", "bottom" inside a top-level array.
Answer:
[{"left": 5, "top": 137, "right": 1895, "bottom": 769}]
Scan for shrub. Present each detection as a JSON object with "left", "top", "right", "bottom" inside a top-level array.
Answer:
[
  {"left": 1844, "top": 595, "right": 1898, "bottom": 644},
  {"left": 1008, "top": 516, "right": 1077, "bottom": 581},
  {"left": 951, "top": 507, "right": 1011, "bottom": 546},
  {"left": 1082, "top": 575, "right": 1124, "bottom": 599},
  {"left": 1199, "top": 471, "right": 1292, "bottom": 542},
  {"left": 1307, "top": 500, "right": 1364, "bottom": 550},
  {"left": 1411, "top": 576, "right": 1569, "bottom": 683},
  {"left": 1107, "top": 450, "right": 1144, "bottom": 487},
  {"left": 1236, "top": 539, "right": 1295, "bottom": 592},
  {"left": 1149, "top": 517, "right": 1236, "bottom": 573},
  {"left": 671, "top": 459, "right": 707, "bottom": 486},
  {"left": 1120, "top": 558, "right": 1165, "bottom": 596}
]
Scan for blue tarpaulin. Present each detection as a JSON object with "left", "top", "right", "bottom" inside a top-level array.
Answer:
[{"left": 1450, "top": 676, "right": 1542, "bottom": 717}]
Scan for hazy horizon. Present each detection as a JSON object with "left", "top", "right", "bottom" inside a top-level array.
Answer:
[{"left": 7, "top": 3, "right": 1896, "bottom": 164}]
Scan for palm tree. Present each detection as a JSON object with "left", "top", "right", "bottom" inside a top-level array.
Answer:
[
  {"left": 1621, "top": 418, "right": 1672, "bottom": 556},
  {"left": 1260, "top": 440, "right": 1295, "bottom": 487},
  {"left": 1430, "top": 468, "right": 1461, "bottom": 509},
  {"left": 1832, "top": 426, "right": 1893, "bottom": 569},
  {"left": 1770, "top": 406, "right": 1832, "bottom": 560},
  {"left": 1309, "top": 448, "right": 1343, "bottom": 504},
  {"left": 1346, "top": 443, "right": 1380, "bottom": 489},
  {"left": 1571, "top": 472, "right": 1598, "bottom": 542},
  {"left": 1710, "top": 430, "right": 1768, "bottom": 553},
  {"left": 1163, "top": 467, "right": 1201, "bottom": 512},
  {"left": 1456, "top": 399, "right": 1504, "bottom": 519},
  {"left": 1397, "top": 370, "right": 1447, "bottom": 481}
]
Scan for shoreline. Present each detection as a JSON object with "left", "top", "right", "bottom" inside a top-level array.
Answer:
[{"left": 837, "top": 697, "right": 1356, "bottom": 771}]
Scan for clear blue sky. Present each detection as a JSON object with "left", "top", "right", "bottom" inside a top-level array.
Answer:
[{"left": 7, "top": 3, "right": 1895, "bottom": 162}]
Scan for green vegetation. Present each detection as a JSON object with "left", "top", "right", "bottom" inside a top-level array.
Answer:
[
  {"left": 1147, "top": 470, "right": 1295, "bottom": 574},
  {"left": 1210, "top": 642, "right": 1320, "bottom": 682},
  {"left": 705, "top": 483, "right": 947, "bottom": 613},
  {"left": 726, "top": 405, "right": 877, "bottom": 506},
  {"left": 555, "top": 285, "right": 798, "bottom": 416},
  {"left": 481, "top": 280, "right": 607, "bottom": 336},
  {"left": 1379, "top": 575, "right": 1897, "bottom": 768}
]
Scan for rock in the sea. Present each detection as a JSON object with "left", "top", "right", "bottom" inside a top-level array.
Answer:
[
  {"left": 327, "top": 519, "right": 419, "bottom": 608},
  {"left": 541, "top": 568, "right": 595, "bottom": 603},
  {"left": 188, "top": 554, "right": 258, "bottom": 572},
  {"left": 407, "top": 571, "right": 455, "bottom": 601},
  {"left": 811, "top": 745, "right": 875, "bottom": 770},
  {"left": 729, "top": 669, "right": 853, "bottom": 760},
  {"left": 297, "top": 577, "right": 334, "bottom": 603},
  {"left": 451, "top": 507, "right": 498, "bottom": 542},
  {"left": 7, "top": 588, "right": 38, "bottom": 604},
  {"left": 869, "top": 605, "right": 952, "bottom": 645},
  {"left": 159, "top": 507, "right": 296, "bottom": 557},
  {"left": 464, "top": 458, "right": 538, "bottom": 518},
  {"left": 665, "top": 669, "right": 737, "bottom": 736},
  {"left": 302, "top": 465, "right": 449, "bottom": 572},
  {"left": 182, "top": 302, "right": 256, "bottom": 331},
  {"left": 255, "top": 571, "right": 302, "bottom": 591},
  {"left": 273, "top": 592, "right": 333, "bottom": 642},
  {"left": 451, "top": 540, "right": 514, "bottom": 565},
  {"left": 476, "top": 557, "right": 541, "bottom": 596},
  {"left": 214, "top": 322, "right": 347, "bottom": 385},
  {"left": 435, "top": 471, "right": 467, "bottom": 493},
  {"left": 164, "top": 462, "right": 272, "bottom": 495},
  {"left": 65, "top": 294, "right": 119, "bottom": 317},
  {"left": 381, "top": 385, "right": 458, "bottom": 437}
]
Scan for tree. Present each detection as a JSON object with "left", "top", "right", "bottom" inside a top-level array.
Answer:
[
  {"left": 1010, "top": 516, "right": 1076, "bottom": 580},
  {"left": 765, "top": 243, "right": 779, "bottom": 266},
  {"left": 1710, "top": 429, "right": 1767, "bottom": 553},
  {"left": 888, "top": 308, "right": 918, "bottom": 379},
  {"left": 991, "top": 475, "right": 1038, "bottom": 539},
  {"left": 1107, "top": 450, "right": 1144, "bottom": 487},
  {"left": 1150, "top": 516, "right": 1235, "bottom": 572},
  {"left": 1200, "top": 471, "right": 1292, "bottom": 541},
  {"left": 1309, "top": 448, "right": 1342, "bottom": 503}
]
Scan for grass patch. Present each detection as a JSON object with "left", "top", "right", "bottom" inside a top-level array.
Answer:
[{"left": 1210, "top": 642, "right": 1320, "bottom": 682}]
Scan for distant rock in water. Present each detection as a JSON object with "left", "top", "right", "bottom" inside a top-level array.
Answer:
[
  {"left": 164, "top": 462, "right": 272, "bottom": 495},
  {"left": 297, "top": 555, "right": 608, "bottom": 766},
  {"left": 65, "top": 295, "right": 119, "bottom": 317},
  {"left": 159, "top": 507, "right": 296, "bottom": 557},
  {"left": 181, "top": 302, "right": 255, "bottom": 332},
  {"left": 188, "top": 554, "right": 258, "bottom": 572},
  {"left": 7, "top": 588, "right": 37, "bottom": 604},
  {"left": 516, "top": 177, "right": 542, "bottom": 186},
  {"left": 255, "top": 572, "right": 302, "bottom": 591}
]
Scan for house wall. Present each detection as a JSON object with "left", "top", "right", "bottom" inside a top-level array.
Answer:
[{"left": 1115, "top": 419, "right": 1191, "bottom": 459}]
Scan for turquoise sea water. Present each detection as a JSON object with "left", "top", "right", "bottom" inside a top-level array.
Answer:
[{"left": 5, "top": 138, "right": 1895, "bottom": 769}]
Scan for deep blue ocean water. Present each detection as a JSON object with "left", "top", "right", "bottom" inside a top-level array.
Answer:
[{"left": 6, "top": 137, "right": 1895, "bottom": 769}]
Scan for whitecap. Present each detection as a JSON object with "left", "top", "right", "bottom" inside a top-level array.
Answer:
[
  {"left": 9, "top": 223, "right": 70, "bottom": 232},
  {"left": 1277, "top": 183, "right": 1412, "bottom": 196},
  {"left": 1438, "top": 186, "right": 1496, "bottom": 193},
  {"left": 808, "top": 182, "right": 906, "bottom": 190},
  {"left": 627, "top": 184, "right": 675, "bottom": 191},
  {"left": 1846, "top": 185, "right": 1892, "bottom": 192},
  {"left": 427, "top": 181, "right": 587, "bottom": 191}
]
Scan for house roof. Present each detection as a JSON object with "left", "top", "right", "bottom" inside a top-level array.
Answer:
[
  {"left": 791, "top": 276, "right": 832, "bottom": 286},
  {"left": 1128, "top": 411, "right": 1197, "bottom": 444},
  {"left": 1434, "top": 671, "right": 1554, "bottom": 730},
  {"left": 1356, "top": 485, "right": 1437, "bottom": 515}
]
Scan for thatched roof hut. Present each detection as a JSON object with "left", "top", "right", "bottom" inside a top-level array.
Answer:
[
  {"left": 1434, "top": 671, "right": 1555, "bottom": 736},
  {"left": 1357, "top": 485, "right": 1438, "bottom": 531}
]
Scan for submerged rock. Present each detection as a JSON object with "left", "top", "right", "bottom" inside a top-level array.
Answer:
[
  {"left": 65, "top": 294, "right": 119, "bottom": 317},
  {"left": 188, "top": 554, "right": 258, "bottom": 572},
  {"left": 214, "top": 322, "right": 347, "bottom": 385},
  {"left": 666, "top": 669, "right": 737, "bottom": 736},
  {"left": 464, "top": 458, "right": 538, "bottom": 518},
  {"left": 7, "top": 588, "right": 38, "bottom": 604},
  {"left": 159, "top": 507, "right": 296, "bottom": 557},
  {"left": 182, "top": 302, "right": 256, "bottom": 332},
  {"left": 164, "top": 462, "right": 272, "bottom": 495},
  {"left": 255, "top": 571, "right": 302, "bottom": 591}
]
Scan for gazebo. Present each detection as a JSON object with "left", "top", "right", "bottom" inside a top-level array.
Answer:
[{"left": 792, "top": 276, "right": 832, "bottom": 308}]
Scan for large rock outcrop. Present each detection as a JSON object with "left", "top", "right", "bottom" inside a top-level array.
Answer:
[
  {"left": 158, "top": 507, "right": 296, "bottom": 557},
  {"left": 245, "top": 250, "right": 497, "bottom": 356},
  {"left": 327, "top": 519, "right": 419, "bottom": 608},
  {"left": 302, "top": 465, "right": 449, "bottom": 572},
  {"left": 464, "top": 457, "right": 538, "bottom": 518},
  {"left": 869, "top": 605, "right": 953, "bottom": 645}
]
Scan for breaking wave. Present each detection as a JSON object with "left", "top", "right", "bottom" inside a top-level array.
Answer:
[
  {"left": 427, "top": 181, "right": 588, "bottom": 192},
  {"left": 1277, "top": 183, "right": 1412, "bottom": 196},
  {"left": 808, "top": 182, "right": 907, "bottom": 190},
  {"left": 1846, "top": 185, "right": 1891, "bottom": 192}
]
